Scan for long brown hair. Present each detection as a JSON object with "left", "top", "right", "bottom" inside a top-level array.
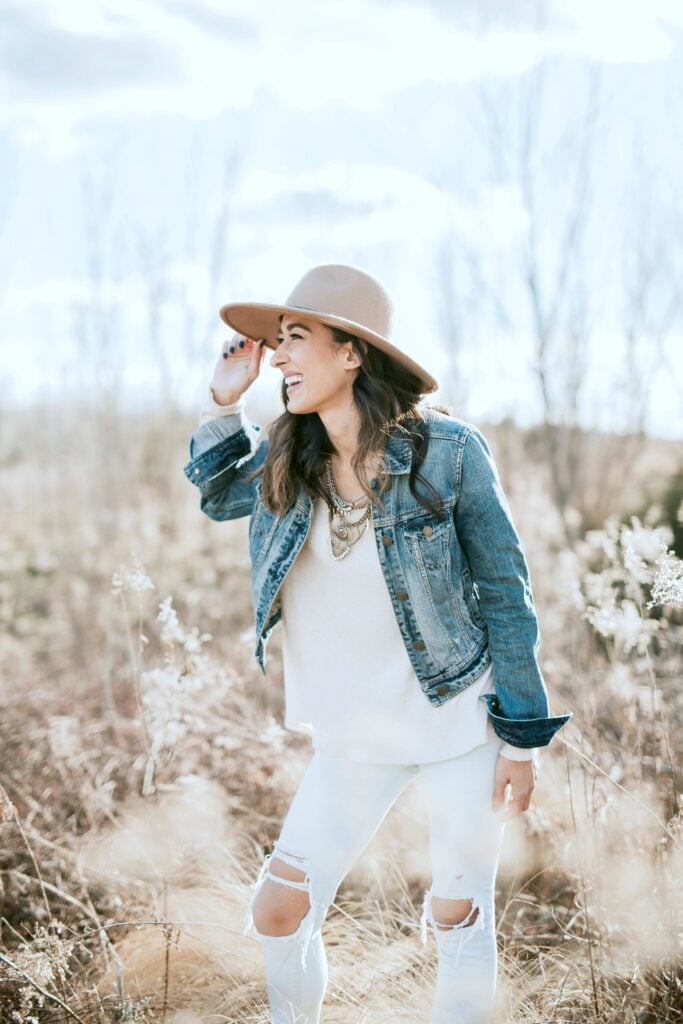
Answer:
[{"left": 244, "top": 326, "right": 451, "bottom": 519}]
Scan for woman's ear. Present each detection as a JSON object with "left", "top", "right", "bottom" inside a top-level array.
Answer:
[{"left": 342, "top": 341, "right": 364, "bottom": 370}]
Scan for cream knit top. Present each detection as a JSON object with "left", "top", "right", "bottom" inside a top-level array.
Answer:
[
  {"left": 197, "top": 393, "right": 537, "bottom": 764},
  {"left": 279, "top": 495, "right": 534, "bottom": 763}
]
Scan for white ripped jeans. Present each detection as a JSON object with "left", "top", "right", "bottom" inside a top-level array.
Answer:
[{"left": 243, "top": 734, "right": 507, "bottom": 1024}]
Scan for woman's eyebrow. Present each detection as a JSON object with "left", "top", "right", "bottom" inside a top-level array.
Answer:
[{"left": 277, "top": 321, "right": 312, "bottom": 333}]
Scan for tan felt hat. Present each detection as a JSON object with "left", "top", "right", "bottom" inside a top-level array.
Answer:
[{"left": 219, "top": 263, "right": 439, "bottom": 395}]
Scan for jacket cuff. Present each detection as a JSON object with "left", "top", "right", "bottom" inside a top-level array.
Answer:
[
  {"left": 184, "top": 426, "right": 254, "bottom": 489},
  {"left": 479, "top": 693, "right": 571, "bottom": 748}
]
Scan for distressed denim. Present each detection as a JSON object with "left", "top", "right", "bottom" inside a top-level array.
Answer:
[
  {"left": 183, "top": 404, "right": 571, "bottom": 749},
  {"left": 243, "top": 735, "right": 507, "bottom": 1024}
]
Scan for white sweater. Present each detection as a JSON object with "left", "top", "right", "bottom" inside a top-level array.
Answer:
[{"left": 197, "top": 393, "right": 537, "bottom": 763}]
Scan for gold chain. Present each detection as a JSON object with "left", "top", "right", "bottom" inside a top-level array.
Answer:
[{"left": 323, "top": 458, "right": 373, "bottom": 561}]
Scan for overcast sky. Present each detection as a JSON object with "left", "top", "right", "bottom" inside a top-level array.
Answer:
[{"left": 1, "top": 0, "right": 682, "bottom": 438}]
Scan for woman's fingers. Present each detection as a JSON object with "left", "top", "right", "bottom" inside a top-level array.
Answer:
[
  {"left": 492, "top": 757, "right": 536, "bottom": 817},
  {"left": 221, "top": 334, "right": 266, "bottom": 363},
  {"left": 223, "top": 332, "right": 253, "bottom": 355}
]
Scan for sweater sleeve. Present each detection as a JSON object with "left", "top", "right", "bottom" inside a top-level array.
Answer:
[
  {"left": 499, "top": 742, "right": 538, "bottom": 761},
  {"left": 198, "top": 390, "right": 246, "bottom": 425}
]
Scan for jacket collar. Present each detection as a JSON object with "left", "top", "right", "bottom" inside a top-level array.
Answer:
[
  {"left": 383, "top": 429, "right": 413, "bottom": 475},
  {"left": 382, "top": 420, "right": 420, "bottom": 475}
]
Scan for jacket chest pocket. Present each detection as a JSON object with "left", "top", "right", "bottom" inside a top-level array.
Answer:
[
  {"left": 399, "top": 512, "right": 467, "bottom": 654},
  {"left": 398, "top": 510, "right": 482, "bottom": 663},
  {"left": 402, "top": 512, "right": 452, "bottom": 572}
]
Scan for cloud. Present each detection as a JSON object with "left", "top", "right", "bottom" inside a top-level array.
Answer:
[
  {"left": 0, "top": 3, "right": 180, "bottom": 98},
  {"left": 3, "top": 0, "right": 681, "bottom": 159},
  {"left": 230, "top": 163, "right": 528, "bottom": 250}
]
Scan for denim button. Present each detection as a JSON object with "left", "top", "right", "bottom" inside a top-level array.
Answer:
[
  {"left": 413, "top": 639, "right": 426, "bottom": 650},
  {"left": 422, "top": 525, "right": 433, "bottom": 537},
  {"left": 194, "top": 468, "right": 200, "bottom": 475},
  {"left": 382, "top": 535, "right": 394, "bottom": 547},
  {"left": 396, "top": 590, "right": 408, "bottom": 600},
  {"left": 436, "top": 684, "right": 449, "bottom": 695}
]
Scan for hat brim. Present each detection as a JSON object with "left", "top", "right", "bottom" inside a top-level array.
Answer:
[{"left": 219, "top": 301, "right": 439, "bottom": 395}]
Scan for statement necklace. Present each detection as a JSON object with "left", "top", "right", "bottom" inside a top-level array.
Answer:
[{"left": 323, "top": 458, "right": 374, "bottom": 561}]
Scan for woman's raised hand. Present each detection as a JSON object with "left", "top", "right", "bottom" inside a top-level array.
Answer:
[{"left": 210, "top": 333, "right": 268, "bottom": 405}]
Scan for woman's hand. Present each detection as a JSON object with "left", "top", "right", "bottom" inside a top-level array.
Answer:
[
  {"left": 210, "top": 333, "right": 267, "bottom": 405},
  {"left": 492, "top": 755, "right": 538, "bottom": 817}
]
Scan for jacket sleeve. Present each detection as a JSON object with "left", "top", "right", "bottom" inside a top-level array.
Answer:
[
  {"left": 183, "top": 395, "right": 268, "bottom": 521},
  {"left": 454, "top": 426, "right": 571, "bottom": 749}
]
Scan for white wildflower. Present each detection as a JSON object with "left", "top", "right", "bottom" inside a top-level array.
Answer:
[
  {"left": 157, "top": 595, "right": 185, "bottom": 645},
  {"left": 620, "top": 518, "right": 672, "bottom": 563},
  {"left": 622, "top": 544, "right": 651, "bottom": 586},
  {"left": 585, "top": 598, "right": 658, "bottom": 655},
  {"left": 183, "top": 625, "right": 212, "bottom": 655},
  {"left": 647, "top": 549, "right": 683, "bottom": 609},
  {"left": 111, "top": 560, "right": 155, "bottom": 595}
]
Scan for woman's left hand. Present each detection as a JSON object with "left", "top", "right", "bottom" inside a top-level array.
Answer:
[{"left": 492, "top": 755, "right": 538, "bottom": 817}]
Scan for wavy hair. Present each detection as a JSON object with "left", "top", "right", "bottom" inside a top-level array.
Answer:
[{"left": 244, "top": 325, "right": 452, "bottom": 519}]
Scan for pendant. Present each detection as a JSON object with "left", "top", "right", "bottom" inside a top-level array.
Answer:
[{"left": 328, "top": 516, "right": 369, "bottom": 560}]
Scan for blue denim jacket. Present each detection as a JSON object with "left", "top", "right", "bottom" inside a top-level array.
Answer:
[{"left": 183, "top": 404, "right": 571, "bottom": 749}]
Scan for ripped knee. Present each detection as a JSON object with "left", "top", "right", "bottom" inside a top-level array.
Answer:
[
  {"left": 430, "top": 895, "right": 479, "bottom": 930},
  {"left": 253, "top": 850, "right": 311, "bottom": 936},
  {"left": 249, "top": 843, "right": 313, "bottom": 937},
  {"left": 420, "top": 886, "right": 485, "bottom": 946}
]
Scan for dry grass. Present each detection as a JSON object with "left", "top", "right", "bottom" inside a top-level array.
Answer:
[{"left": 0, "top": 403, "right": 681, "bottom": 1023}]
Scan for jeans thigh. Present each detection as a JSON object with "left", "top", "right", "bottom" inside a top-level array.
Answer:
[
  {"left": 418, "top": 737, "right": 506, "bottom": 897},
  {"left": 275, "top": 749, "right": 418, "bottom": 905}
]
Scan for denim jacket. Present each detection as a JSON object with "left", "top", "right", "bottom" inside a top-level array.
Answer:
[{"left": 183, "top": 402, "right": 571, "bottom": 749}]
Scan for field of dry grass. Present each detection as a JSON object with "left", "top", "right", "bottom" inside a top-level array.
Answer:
[{"left": 0, "top": 403, "right": 681, "bottom": 1023}]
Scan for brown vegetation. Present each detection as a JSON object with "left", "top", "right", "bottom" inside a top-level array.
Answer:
[{"left": 0, "top": 405, "right": 681, "bottom": 1023}]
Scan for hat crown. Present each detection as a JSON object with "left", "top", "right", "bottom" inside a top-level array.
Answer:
[{"left": 285, "top": 264, "right": 394, "bottom": 340}]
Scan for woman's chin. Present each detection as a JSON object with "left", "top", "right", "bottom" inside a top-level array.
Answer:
[{"left": 285, "top": 389, "right": 310, "bottom": 412}]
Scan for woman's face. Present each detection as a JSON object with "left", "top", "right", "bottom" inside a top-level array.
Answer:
[{"left": 269, "top": 314, "right": 362, "bottom": 414}]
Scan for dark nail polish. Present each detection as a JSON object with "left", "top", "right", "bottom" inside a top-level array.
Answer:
[
  {"left": 222, "top": 352, "right": 228, "bottom": 359},
  {"left": 238, "top": 339, "right": 245, "bottom": 348},
  {"left": 229, "top": 345, "right": 235, "bottom": 353}
]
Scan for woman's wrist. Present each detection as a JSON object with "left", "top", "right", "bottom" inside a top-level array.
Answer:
[{"left": 210, "top": 385, "right": 244, "bottom": 407}]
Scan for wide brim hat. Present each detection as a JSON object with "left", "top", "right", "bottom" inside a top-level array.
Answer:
[{"left": 219, "top": 263, "right": 439, "bottom": 395}]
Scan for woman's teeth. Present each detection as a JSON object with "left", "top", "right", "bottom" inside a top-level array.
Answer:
[{"left": 287, "top": 378, "right": 304, "bottom": 392}]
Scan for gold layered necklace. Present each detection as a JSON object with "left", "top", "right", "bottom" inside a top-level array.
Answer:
[{"left": 322, "top": 458, "right": 376, "bottom": 562}]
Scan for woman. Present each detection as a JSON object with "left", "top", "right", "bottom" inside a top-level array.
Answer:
[{"left": 184, "top": 264, "right": 571, "bottom": 1024}]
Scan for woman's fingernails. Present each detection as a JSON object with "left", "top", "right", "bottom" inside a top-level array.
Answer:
[
  {"left": 222, "top": 352, "right": 228, "bottom": 359},
  {"left": 238, "top": 339, "right": 245, "bottom": 348},
  {"left": 229, "top": 345, "right": 235, "bottom": 353}
]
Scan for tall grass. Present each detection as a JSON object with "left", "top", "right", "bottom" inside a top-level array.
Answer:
[{"left": 0, "top": 405, "right": 681, "bottom": 1022}]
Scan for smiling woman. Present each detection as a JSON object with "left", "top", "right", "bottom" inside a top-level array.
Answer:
[{"left": 184, "top": 262, "right": 570, "bottom": 1024}]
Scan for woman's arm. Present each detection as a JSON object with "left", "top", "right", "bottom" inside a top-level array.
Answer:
[
  {"left": 183, "top": 389, "right": 268, "bottom": 521},
  {"left": 454, "top": 425, "right": 571, "bottom": 749}
]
